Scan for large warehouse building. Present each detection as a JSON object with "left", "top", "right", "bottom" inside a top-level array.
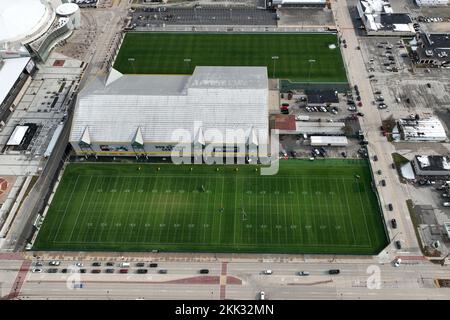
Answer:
[{"left": 70, "top": 67, "right": 269, "bottom": 159}]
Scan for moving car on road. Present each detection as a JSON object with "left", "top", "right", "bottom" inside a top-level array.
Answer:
[
  {"left": 329, "top": 269, "right": 340, "bottom": 275},
  {"left": 298, "top": 271, "right": 310, "bottom": 276}
]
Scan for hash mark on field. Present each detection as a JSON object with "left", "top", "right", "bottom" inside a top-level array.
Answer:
[
  {"left": 275, "top": 225, "right": 282, "bottom": 229},
  {"left": 159, "top": 224, "right": 166, "bottom": 227},
  {"left": 145, "top": 224, "right": 150, "bottom": 227},
  {"left": 290, "top": 225, "right": 297, "bottom": 229},
  {"left": 115, "top": 223, "right": 121, "bottom": 227},
  {"left": 188, "top": 224, "right": 195, "bottom": 228},
  {"left": 274, "top": 191, "right": 280, "bottom": 195},
  {"left": 124, "top": 189, "right": 130, "bottom": 193},
  {"left": 288, "top": 191, "right": 294, "bottom": 194},
  {"left": 174, "top": 224, "right": 181, "bottom": 228},
  {"left": 179, "top": 189, "right": 185, "bottom": 193},
  {"left": 335, "top": 225, "right": 342, "bottom": 229},
  {"left": 97, "top": 189, "right": 103, "bottom": 192},
  {"left": 110, "top": 189, "right": 117, "bottom": 192},
  {"left": 246, "top": 190, "right": 252, "bottom": 194},
  {"left": 305, "top": 225, "right": 312, "bottom": 229},
  {"left": 260, "top": 225, "right": 267, "bottom": 229},
  {"left": 320, "top": 225, "right": 327, "bottom": 229},
  {"left": 138, "top": 189, "right": 144, "bottom": 193},
  {"left": 130, "top": 223, "right": 136, "bottom": 227},
  {"left": 165, "top": 190, "right": 171, "bottom": 193},
  {"left": 152, "top": 189, "right": 158, "bottom": 193},
  {"left": 302, "top": 191, "right": 308, "bottom": 195}
]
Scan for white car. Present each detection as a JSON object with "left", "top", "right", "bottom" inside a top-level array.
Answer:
[
  {"left": 32, "top": 268, "right": 43, "bottom": 273},
  {"left": 394, "top": 258, "right": 402, "bottom": 267},
  {"left": 75, "top": 262, "right": 84, "bottom": 267},
  {"left": 260, "top": 291, "right": 265, "bottom": 300},
  {"left": 263, "top": 269, "right": 273, "bottom": 275},
  {"left": 49, "top": 261, "right": 60, "bottom": 266}
]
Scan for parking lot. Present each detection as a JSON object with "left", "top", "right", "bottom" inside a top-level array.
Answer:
[{"left": 129, "top": 7, "right": 277, "bottom": 28}]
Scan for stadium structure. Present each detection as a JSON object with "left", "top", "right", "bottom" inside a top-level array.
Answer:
[
  {"left": 0, "top": 0, "right": 80, "bottom": 62},
  {"left": 70, "top": 67, "right": 269, "bottom": 159}
]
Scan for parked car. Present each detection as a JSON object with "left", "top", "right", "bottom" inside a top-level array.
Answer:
[
  {"left": 298, "top": 271, "right": 310, "bottom": 276},
  {"left": 136, "top": 262, "right": 145, "bottom": 267},
  {"left": 260, "top": 291, "right": 265, "bottom": 300},
  {"left": 119, "top": 269, "right": 129, "bottom": 274},
  {"left": 47, "top": 268, "right": 58, "bottom": 273},
  {"left": 92, "top": 262, "right": 102, "bottom": 267},
  {"left": 388, "top": 203, "right": 393, "bottom": 211},
  {"left": 263, "top": 269, "right": 273, "bottom": 275},
  {"left": 159, "top": 269, "right": 168, "bottom": 274},
  {"left": 381, "top": 179, "right": 386, "bottom": 186},
  {"left": 395, "top": 240, "right": 402, "bottom": 249},
  {"left": 106, "top": 262, "right": 114, "bottom": 267},
  {"left": 91, "top": 269, "right": 101, "bottom": 274},
  {"left": 200, "top": 269, "right": 209, "bottom": 274},
  {"left": 426, "top": 83, "right": 431, "bottom": 88},
  {"left": 391, "top": 219, "right": 397, "bottom": 229},
  {"left": 49, "top": 261, "right": 60, "bottom": 266},
  {"left": 394, "top": 258, "right": 402, "bottom": 267},
  {"left": 105, "top": 269, "right": 114, "bottom": 273},
  {"left": 149, "top": 263, "right": 158, "bottom": 268},
  {"left": 32, "top": 268, "right": 43, "bottom": 273},
  {"left": 373, "top": 155, "right": 378, "bottom": 161},
  {"left": 137, "top": 269, "right": 148, "bottom": 274},
  {"left": 341, "top": 152, "right": 347, "bottom": 158}
]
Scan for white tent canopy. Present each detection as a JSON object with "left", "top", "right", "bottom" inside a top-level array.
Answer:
[{"left": 6, "top": 125, "right": 28, "bottom": 146}]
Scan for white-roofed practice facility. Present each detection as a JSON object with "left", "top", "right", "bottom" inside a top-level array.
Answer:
[{"left": 70, "top": 66, "right": 269, "bottom": 161}]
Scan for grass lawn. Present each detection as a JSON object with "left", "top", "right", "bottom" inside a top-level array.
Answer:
[
  {"left": 113, "top": 32, "right": 348, "bottom": 82},
  {"left": 33, "top": 160, "right": 387, "bottom": 254}
]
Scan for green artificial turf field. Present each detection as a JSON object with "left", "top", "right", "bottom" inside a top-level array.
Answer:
[
  {"left": 113, "top": 32, "right": 347, "bottom": 82},
  {"left": 33, "top": 160, "right": 388, "bottom": 254}
]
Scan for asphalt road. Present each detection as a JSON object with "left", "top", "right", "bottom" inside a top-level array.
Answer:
[
  {"left": 333, "top": 0, "right": 419, "bottom": 255},
  {"left": 10, "top": 260, "right": 449, "bottom": 300}
]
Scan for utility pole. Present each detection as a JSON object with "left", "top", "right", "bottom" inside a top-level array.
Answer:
[{"left": 307, "top": 59, "right": 316, "bottom": 83}]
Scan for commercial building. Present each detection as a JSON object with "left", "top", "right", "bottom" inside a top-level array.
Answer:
[
  {"left": 0, "top": 57, "right": 36, "bottom": 129},
  {"left": 393, "top": 117, "right": 447, "bottom": 142},
  {"left": 415, "top": 0, "right": 448, "bottom": 6},
  {"left": 409, "top": 33, "right": 450, "bottom": 68},
  {"left": 310, "top": 135, "right": 348, "bottom": 146},
  {"left": 412, "top": 155, "right": 450, "bottom": 176},
  {"left": 70, "top": 67, "right": 269, "bottom": 158},
  {"left": 274, "top": 114, "right": 345, "bottom": 135},
  {"left": 270, "top": 0, "right": 327, "bottom": 7},
  {"left": 357, "top": 0, "right": 415, "bottom": 36},
  {"left": 0, "top": 0, "right": 80, "bottom": 62},
  {"left": 306, "top": 90, "right": 339, "bottom": 107}
]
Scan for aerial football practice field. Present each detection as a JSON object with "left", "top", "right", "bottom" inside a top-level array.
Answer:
[
  {"left": 113, "top": 32, "right": 347, "bottom": 82},
  {"left": 33, "top": 160, "right": 387, "bottom": 254}
]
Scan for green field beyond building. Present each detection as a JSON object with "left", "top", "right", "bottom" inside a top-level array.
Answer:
[
  {"left": 34, "top": 160, "right": 387, "bottom": 254},
  {"left": 113, "top": 32, "right": 347, "bottom": 82}
]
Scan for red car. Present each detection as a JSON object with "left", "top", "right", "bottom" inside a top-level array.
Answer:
[
  {"left": 357, "top": 102, "right": 363, "bottom": 107},
  {"left": 119, "top": 269, "right": 128, "bottom": 274}
]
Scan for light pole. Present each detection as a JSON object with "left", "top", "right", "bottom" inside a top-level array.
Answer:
[
  {"left": 184, "top": 58, "right": 191, "bottom": 73},
  {"left": 128, "top": 57, "right": 135, "bottom": 74},
  {"left": 271, "top": 56, "right": 279, "bottom": 79},
  {"left": 307, "top": 59, "right": 316, "bottom": 83}
]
